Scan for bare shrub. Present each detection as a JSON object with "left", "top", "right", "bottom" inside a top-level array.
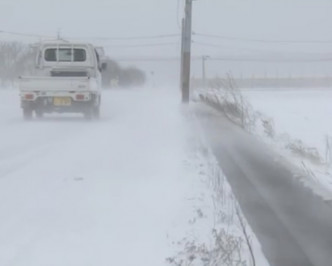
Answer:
[
  {"left": 325, "top": 135, "right": 332, "bottom": 166},
  {"left": 166, "top": 229, "right": 246, "bottom": 266},
  {"left": 286, "top": 140, "right": 322, "bottom": 164},
  {"left": 167, "top": 153, "right": 256, "bottom": 266},
  {"left": 198, "top": 74, "right": 257, "bottom": 132},
  {"left": 0, "top": 41, "right": 36, "bottom": 86},
  {"left": 261, "top": 118, "right": 275, "bottom": 139}
]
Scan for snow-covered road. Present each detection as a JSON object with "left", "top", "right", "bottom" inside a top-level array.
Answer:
[
  {"left": 0, "top": 88, "right": 196, "bottom": 266},
  {"left": 0, "top": 88, "right": 267, "bottom": 266},
  {"left": 4, "top": 85, "right": 332, "bottom": 265}
]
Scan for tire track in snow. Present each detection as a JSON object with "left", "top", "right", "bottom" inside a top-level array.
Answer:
[{"left": 0, "top": 143, "right": 55, "bottom": 179}]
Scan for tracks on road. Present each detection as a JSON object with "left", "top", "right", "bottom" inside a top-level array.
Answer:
[{"left": 0, "top": 117, "right": 97, "bottom": 179}]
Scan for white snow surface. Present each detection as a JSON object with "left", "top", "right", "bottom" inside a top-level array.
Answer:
[
  {"left": 0, "top": 88, "right": 268, "bottom": 266},
  {"left": 242, "top": 88, "right": 332, "bottom": 196}
]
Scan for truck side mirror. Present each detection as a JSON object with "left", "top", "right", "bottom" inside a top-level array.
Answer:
[{"left": 101, "top": 62, "right": 107, "bottom": 71}]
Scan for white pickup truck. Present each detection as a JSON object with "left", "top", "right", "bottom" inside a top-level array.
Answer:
[{"left": 19, "top": 40, "right": 106, "bottom": 120}]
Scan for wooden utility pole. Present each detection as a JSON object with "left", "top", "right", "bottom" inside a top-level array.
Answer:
[
  {"left": 180, "top": 18, "right": 185, "bottom": 90},
  {"left": 181, "top": 0, "right": 193, "bottom": 103},
  {"left": 202, "top": 55, "right": 210, "bottom": 89}
]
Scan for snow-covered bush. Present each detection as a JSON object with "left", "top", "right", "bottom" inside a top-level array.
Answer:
[{"left": 196, "top": 74, "right": 258, "bottom": 132}]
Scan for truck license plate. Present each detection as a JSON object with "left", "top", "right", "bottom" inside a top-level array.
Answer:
[{"left": 53, "top": 97, "right": 72, "bottom": 106}]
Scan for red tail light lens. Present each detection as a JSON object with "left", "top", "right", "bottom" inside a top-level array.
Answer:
[
  {"left": 24, "top": 94, "right": 34, "bottom": 100},
  {"left": 76, "top": 94, "right": 85, "bottom": 100}
]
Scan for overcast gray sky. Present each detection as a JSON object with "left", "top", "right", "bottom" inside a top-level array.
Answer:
[{"left": 1, "top": 0, "right": 332, "bottom": 84}]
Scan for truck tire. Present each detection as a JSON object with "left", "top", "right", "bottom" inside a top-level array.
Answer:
[
  {"left": 23, "top": 108, "right": 33, "bottom": 120},
  {"left": 35, "top": 109, "right": 44, "bottom": 119},
  {"left": 84, "top": 108, "right": 93, "bottom": 120},
  {"left": 92, "top": 106, "right": 100, "bottom": 119}
]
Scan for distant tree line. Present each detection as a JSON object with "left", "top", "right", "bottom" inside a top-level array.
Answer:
[
  {"left": 0, "top": 42, "right": 36, "bottom": 86},
  {"left": 0, "top": 41, "right": 146, "bottom": 88},
  {"left": 101, "top": 59, "right": 146, "bottom": 88}
]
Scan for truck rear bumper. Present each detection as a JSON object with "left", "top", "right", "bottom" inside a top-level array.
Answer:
[{"left": 21, "top": 93, "right": 100, "bottom": 114}]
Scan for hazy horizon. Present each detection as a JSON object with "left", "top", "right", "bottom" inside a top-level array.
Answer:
[{"left": 1, "top": 0, "right": 332, "bottom": 85}]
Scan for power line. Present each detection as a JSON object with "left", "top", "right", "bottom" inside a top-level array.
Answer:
[
  {"left": 194, "top": 32, "right": 332, "bottom": 44},
  {"left": 0, "top": 30, "right": 53, "bottom": 38},
  {"left": 0, "top": 29, "right": 180, "bottom": 42},
  {"left": 192, "top": 40, "right": 288, "bottom": 54},
  {"left": 208, "top": 56, "right": 332, "bottom": 63},
  {"left": 192, "top": 40, "right": 332, "bottom": 57},
  {"left": 69, "top": 34, "right": 180, "bottom": 41},
  {"left": 110, "top": 56, "right": 181, "bottom": 62},
  {"left": 83, "top": 55, "right": 332, "bottom": 63},
  {"left": 103, "top": 42, "right": 180, "bottom": 48},
  {"left": 193, "top": 41, "right": 232, "bottom": 48},
  {"left": 107, "top": 56, "right": 217, "bottom": 62},
  {"left": 0, "top": 29, "right": 180, "bottom": 49}
]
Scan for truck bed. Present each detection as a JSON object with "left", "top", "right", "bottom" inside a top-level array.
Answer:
[{"left": 19, "top": 76, "right": 99, "bottom": 92}]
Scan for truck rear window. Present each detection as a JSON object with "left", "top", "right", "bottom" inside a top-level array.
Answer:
[{"left": 45, "top": 48, "right": 86, "bottom": 62}]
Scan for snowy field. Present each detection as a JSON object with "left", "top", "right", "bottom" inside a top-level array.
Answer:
[
  {"left": 0, "top": 88, "right": 267, "bottom": 266},
  {"left": 242, "top": 88, "right": 332, "bottom": 195}
]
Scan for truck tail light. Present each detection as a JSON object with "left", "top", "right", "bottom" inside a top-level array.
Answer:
[
  {"left": 76, "top": 94, "right": 85, "bottom": 101},
  {"left": 24, "top": 94, "right": 34, "bottom": 100}
]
